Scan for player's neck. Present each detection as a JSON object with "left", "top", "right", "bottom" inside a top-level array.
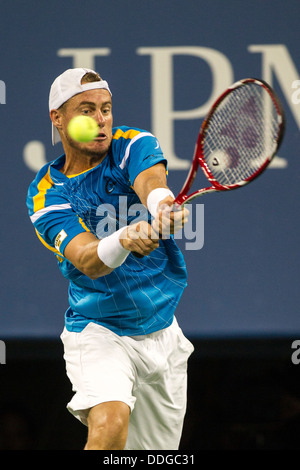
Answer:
[{"left": 60, "top": 149, "right": 106, "bottom": 176}]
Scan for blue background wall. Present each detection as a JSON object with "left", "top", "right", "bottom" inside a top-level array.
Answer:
[{"left": 0, "top": 0, "right": 299, "bottom": 339}]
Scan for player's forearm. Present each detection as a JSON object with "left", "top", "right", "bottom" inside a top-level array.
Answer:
[
  {"left": 66, "top": 227, "right": 137, "bottom": 279},
  {"left": 138, "top": 176, "right": 169, "bottom": 207},
  {"left": 64, "top": 221, "right": 160, "bottom": 279},
  {"left": 133, "top": 163, "right": 168, "bottom": 207},
  {"left": 73, "top": 240, "right": 114, "bottom": 279}
]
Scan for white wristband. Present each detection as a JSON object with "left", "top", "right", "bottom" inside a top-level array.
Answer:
[
  {"left": 146, "top": 188, "right": 175, "bottom": 217},
  {"left": 97, "top": 227, "right": 130, "bottom": 268}
]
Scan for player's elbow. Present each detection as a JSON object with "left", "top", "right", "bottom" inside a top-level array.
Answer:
[
  {"left": 79, "top": 262, "right": 113, "bottom": 279},
  {"left": 81, "top": 267, "right": 100, "bottom": 279},
  {"left": 72, "top": 242, "right": 113, "bottom": 279}
]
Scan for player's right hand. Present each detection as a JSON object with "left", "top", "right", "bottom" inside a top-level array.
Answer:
[
  {"left": 152, "top": 196, "right": 189, "bottom": 239},
  {"left": 119, "top": 221, "right": 159, "bottom": 256}
]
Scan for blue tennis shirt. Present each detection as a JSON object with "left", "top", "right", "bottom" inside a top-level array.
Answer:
[{"left": 27, "top": 126, "right": 187, "bottom": 336}]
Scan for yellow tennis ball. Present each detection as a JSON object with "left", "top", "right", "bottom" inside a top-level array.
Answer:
[{"left": 67, "top": 116, "right": 99, "bottom": 142}]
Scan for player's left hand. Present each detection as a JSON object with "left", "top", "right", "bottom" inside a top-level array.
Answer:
[{"left": 151, "top": 196, "right": 189, "bottom": 239}]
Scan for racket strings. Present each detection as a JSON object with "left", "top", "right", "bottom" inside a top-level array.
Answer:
[{"left": 203, "top": 83, "right": 280, "bottom": 186}]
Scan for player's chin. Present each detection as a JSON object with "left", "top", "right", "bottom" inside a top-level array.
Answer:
[{"left": 85, "top": 137, "right": 111, "bottom": 154}]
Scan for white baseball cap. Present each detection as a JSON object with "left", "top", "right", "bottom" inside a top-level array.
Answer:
[{"left": 49, "top": 68, "right": 112, "bottom": 145}]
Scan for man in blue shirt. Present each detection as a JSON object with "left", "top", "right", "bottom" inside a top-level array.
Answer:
[{"left": 27, "top": 68, "right": 193, "bottom": 450}]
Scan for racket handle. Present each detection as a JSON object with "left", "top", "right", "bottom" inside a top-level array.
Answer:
[
  {"left": 173, "top": 202, "right": 182, "bottom": 211},
  {"left": 133, "top": 251, "right": 144, "bottom": 258}
]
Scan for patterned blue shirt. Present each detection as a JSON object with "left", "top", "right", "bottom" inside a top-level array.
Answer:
[{"left": 27, "top": 126, "right": 187, "bottom": 336}]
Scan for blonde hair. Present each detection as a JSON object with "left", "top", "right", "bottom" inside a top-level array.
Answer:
[{"left": 81, "top": 72, "right": 102, "bottom": 84}]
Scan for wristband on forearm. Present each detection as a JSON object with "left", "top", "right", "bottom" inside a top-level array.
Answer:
[
  {"left": 146, "top": 188, "right": 175, "bottom": 217},
  {"left": 97, "top": 227, "right": 130, "bottom": 268}
]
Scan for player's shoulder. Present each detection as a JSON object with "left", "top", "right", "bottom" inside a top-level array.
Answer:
[
  {"left": 112, "top": 125, "right": 152, "bottom": 142},
  {"left": 111, "top": 125, "right": 156, "bottom": 158},
  {"left": 109, "top": 126, "right": 164, "bottom": 176},
  {"left": 28, "top": 155, "right": 64, "bottom": 191},
  {"left": 26, "top": 156, "right": 66, "bottom": 214},
  {"left": 27, "top": 161, "right": 52, "bottom": 195}
]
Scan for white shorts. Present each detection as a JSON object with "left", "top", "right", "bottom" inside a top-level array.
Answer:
[{"left": 60, "top": 317, "right": 194, "bottom": 450}]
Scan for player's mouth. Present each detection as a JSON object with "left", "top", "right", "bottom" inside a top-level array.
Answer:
[{"left": 95, "top": 132, "right": 107, "bottom": 141}]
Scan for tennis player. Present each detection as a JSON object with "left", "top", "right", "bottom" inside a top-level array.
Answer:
[{"left": 26, "top": 68, "right": 194, "bottom": 450}]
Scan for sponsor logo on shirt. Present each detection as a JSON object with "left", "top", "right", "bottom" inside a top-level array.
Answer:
[{"left": 55, "top": 229, "right": 67, "bottom": 251}]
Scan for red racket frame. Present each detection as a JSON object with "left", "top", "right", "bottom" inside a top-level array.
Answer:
[{"left": 174, "top": 78, "right": 285, "bottom": 206}]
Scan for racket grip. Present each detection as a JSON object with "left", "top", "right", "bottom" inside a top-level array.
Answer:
[{"left": 173, "top": 202, "right": 181, "bottom": 211}]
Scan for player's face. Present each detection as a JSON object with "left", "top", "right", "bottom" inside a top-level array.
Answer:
[{"left": 62, "top": 89, "right": 113, "bottom": 158}]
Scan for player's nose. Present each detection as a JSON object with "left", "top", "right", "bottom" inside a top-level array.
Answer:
[{"left": 95, "top": 110, "right": 106, "bottom": 126}]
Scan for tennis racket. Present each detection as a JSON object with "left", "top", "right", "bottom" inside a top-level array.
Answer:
[
  {"left": 133, "top": 78, "right": 285, "bottom": 257},
  {"left": 174, "top": 77, "right": 285, "bottom": 207}
]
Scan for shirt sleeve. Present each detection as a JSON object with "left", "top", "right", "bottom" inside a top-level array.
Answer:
[
  {"left": 119, "top": 131, "right": 167, "bottom": 185},
  {"left": 27, "top": 184, "right": 89, "bottom": 257},
  {"left": 33, "top": 207, "right": 89, "bottom": 255}
]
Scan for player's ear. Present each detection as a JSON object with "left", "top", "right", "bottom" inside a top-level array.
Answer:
[{"left": 50, "top": 109, "right": 63, "bottom": 130}]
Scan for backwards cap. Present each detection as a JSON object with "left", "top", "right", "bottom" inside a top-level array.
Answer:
[{"left": 49, "top": 68, "right": 112, "bottom": 145}]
